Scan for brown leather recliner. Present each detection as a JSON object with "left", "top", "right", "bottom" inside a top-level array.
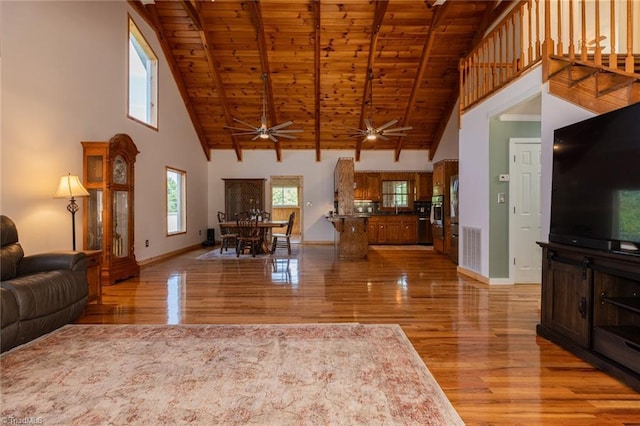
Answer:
[{"left": 0, "top": 215, "right": 88, "bottom": 352}]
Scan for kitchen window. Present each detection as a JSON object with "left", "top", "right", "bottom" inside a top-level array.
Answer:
[{"left": 382, "top": 180, "right": 410, "bottom": 209}]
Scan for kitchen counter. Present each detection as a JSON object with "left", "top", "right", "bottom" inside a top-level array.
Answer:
[{"left": 326, "top": 215, "right": 369, "bottom": 260}]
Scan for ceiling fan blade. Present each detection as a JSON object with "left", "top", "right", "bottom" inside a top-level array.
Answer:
[
  {"left": 269, "top": 134, "right": 279, "bottom": 143},
  {"left": 273, "top": 133, "right": 297, "bottom": 139},
  {"left": 361, "top": 136, "right": 369, "bottom": 144},
  {"left": 232, "top": 117, "right": 258, "bottom": 130},
  {"left": 273, "top": 129, "right": 304, "bottom": 134},
  {"left": 364, "top": 119, "right": 374, "bottom": 131},
  {"left": 226, "top": 126, "right": 259, "bottom": 132},
  {"left": 376, "top": 134, "right": 389, "bottom": 141},
  {"left": 231, "top": 131, "right": 260, "bottom": 136},
  {"left": 251, "top": 134, "right": 262, "bottom": 140},
  {"left": 380, "top": 132, "right": 409, "bottom": 137},
  {"left": 386, "top": 126, "right": 413, "bottom": 132},
  {"left": 377, "top": 119, "right": 398, "bottom": 131},
  {"left": 269, "top": 121, "right": 294, "bottom": 131}
]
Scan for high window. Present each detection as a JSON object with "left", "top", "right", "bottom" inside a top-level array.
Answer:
[
  {"left": 166, "top": 167, "right": 186, "bottom": 235},
  {"left": 128, "top": 17, "right": 158, "bottom": 128}
]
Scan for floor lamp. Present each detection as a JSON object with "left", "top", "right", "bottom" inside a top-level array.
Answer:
[{"left": 54, "top": 173, "right": 90, "bottom": 251}]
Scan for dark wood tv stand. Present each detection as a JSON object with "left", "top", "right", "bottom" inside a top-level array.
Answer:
[{"left": 537, "top": 242, "right": 640, "bottom": 391}]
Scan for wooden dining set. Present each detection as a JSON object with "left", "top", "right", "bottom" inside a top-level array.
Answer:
[{"left": 217, "top": 211, "right": 295, "bottom": 257}]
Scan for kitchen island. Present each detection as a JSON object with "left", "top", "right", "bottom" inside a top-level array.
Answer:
[{"left": 326, "top": 215, "right": 369, "bottom": 260}]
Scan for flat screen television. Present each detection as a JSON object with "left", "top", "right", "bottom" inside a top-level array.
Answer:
[{"left": 550, "top": 102, "right": 640, "bottom": 254}]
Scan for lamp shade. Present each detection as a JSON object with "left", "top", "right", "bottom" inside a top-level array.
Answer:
[{"left": 54, "top": 174, "right": 90, "bottom": 198}]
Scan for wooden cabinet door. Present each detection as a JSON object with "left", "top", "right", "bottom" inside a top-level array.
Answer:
[
  {"left": 416, "top": 173, "right": 432, "bottom": 201},
  {"left": 354, "top": 173, "right": 365, "bottom": 200},
  {"left": 365, "top": 173, "right": 381, "bottom": 201},
  {"left": 385, "top": 221, "right": 401, "bottom": 244},
  {"left": 542, "top": 252, "right": 592, "bottom": 348},
  {"left": 401, "top": 220, "right": 417, "bottom": 244},
  {"left": 367, "top": 219, "right": 379, "bottom": 244}
]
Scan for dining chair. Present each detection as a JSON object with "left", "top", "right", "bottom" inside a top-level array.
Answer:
[
  {"left": 217, "top": 211, "right": 237, "bottom": 254},
  {"left": 271, "top": 211, "right": 295, "bottom": 255},
  {"left": 236, "top": 215, "right": 261, "bottom": 257}
]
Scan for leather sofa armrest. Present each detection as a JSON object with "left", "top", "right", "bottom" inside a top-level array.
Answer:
[{"left": 17, "top": 252, "right": 88, "bottom": 276}]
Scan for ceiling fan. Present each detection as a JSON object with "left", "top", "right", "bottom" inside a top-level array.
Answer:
[
  {"left": 348, "top": 71, "right": 412, "bottom": 143},
  {"left": 225, "top": 73, "right": 303, "bottom": 143}
]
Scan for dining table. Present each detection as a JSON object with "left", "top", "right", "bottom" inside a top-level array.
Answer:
[{"left": 220, "top": 220, "right": 288, "bottom": 254}]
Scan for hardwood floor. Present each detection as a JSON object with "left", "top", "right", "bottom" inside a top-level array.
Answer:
[{"left": 77, "top": 244, "right": 640, "bottom": 425}]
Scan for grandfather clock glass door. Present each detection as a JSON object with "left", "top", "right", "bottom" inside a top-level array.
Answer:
[{"left": 113, "top": 191, "right": 129, "bottom": 258}]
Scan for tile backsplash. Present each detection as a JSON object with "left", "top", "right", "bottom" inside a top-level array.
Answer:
[{"left": 354, "top": 201, "right": 380, "bottom": 214}]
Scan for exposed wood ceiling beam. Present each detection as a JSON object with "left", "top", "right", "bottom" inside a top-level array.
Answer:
[
  {"left": 394, "top": 2, "right": 450, "bottom": 162},
  {"left": 181, "top": 1, "right": 243, "bottom": 161},
  {"left": 313, "top": 0, "right": 321, "bottom": 162},
  {"left": 355, "top": 0, "right": 389, "bottom": 162},
  {"left": 128, "top": 0, "right": 212, "bottom": 161},
  {"left": 248, "top": 0, "right": 282, "bottom": 162}
]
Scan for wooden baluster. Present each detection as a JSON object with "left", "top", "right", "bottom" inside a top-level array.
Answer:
[
  {"left": 492, "top": 33, "right": 498, "bottom": 89},
  {"left": 594, "top": 0, "right": 601, "bottom": 66},
  {"left": 556, "top": 0, "right": 563, "bottom": 56},
  {"left": 510, "top": 12, "right": 520, "bottom": 74},
  {"left": 472, "top": 51, "right": 478, "bottom": 103},
  {"left": 483, "top": 43, "right": 488, "bottom": 96},
  {"left": 535, "top": 0, "right": 541, "bottom": 59},
  {"left": 609, "top": 0, "right": 617, "bottom": 69},
  {"left": 569, "top": 0, "right": 575, "bottom": 59},
  {"left": 625, "top": 0, "right": 634, "bottom": 73},
  {"left": 528, "top": 1, "right": 534, "bottom": 64},
  {"left": 520, "top": 5, "right": 526, "bottom": 65},
  {"left": 498, "top": 28, "right": 503, "bottom": 85},
  {"left": 580, "top": 0, "right": 587, "bottom": 61}
]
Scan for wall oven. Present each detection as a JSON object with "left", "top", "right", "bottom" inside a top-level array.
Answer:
[{"left": 431, "top": 195, "right": 444, "bottom": 226}]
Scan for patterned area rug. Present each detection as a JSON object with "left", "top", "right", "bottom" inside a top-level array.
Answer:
[{"left": 0, "top": 324, "right": 463, "bottom": 425}]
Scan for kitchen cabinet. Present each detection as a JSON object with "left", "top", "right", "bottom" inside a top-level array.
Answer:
[
  {"left": 354, "top": 172, "right": 380, "bottom": 201},
  {"left": 415, "top": 172, "right": 433, "bottom": 201},
  {"left": 432, "top": 160, "right": 458, "bottom": 255},
  {"left": 537, "top": 242, "right": 640, "bottom": 391},
  {"left": 367, "top": 216, "right": 417, "bottom": 245}
]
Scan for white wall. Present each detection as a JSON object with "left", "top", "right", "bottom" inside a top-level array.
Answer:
[
  {"left": 459, "top": 67, "right": 543, "bottom": 279},
  {"left": 459, "top": 64, "right": 596, "bottom": 281},
  {"left": 431, "top": 98, "right": 460, "bottom": 163},
  {"left": 1, "top": 1, "right": 208, "bottom": 260},
  {"left": 208, "top": 150, "right": 431, "bottom": 242}
]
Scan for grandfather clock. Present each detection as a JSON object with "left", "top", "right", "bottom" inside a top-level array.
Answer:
[{"left": 82, "top": 133, "right": 140, "bottom": 286}]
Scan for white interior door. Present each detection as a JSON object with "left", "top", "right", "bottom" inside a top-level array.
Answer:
[{"left": 509, "top": 138, "right": 542, "bottom": 284}]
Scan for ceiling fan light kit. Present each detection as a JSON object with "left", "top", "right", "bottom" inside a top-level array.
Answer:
[
  {"left": 225, "top": 73, "right": 303, "bottom": 143},
  {"left": 350, "top": 70, "right": 412, "bottom": 143}
]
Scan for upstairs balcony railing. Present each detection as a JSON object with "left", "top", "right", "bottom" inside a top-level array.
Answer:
[{"left": 459, "top": 0, "right": 640, "bottom": 114}]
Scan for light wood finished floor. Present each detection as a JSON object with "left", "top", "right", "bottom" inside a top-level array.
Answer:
[{"left": 77, "top": 245, "right": 640, "bottom": 425}]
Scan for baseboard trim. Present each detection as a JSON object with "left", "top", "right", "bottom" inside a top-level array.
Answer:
[
  {"left": 138, "top": 243, "right": 203, "bottom": 267},
  {"left": 456, "top": 266, "right": 489, "bottom": 284}
]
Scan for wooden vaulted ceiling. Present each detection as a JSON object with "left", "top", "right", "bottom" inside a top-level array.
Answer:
[{"left": 130, "top": 0, "right": 512, "bottom": 162}]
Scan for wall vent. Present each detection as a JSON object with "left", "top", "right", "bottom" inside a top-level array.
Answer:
[{"left": 462, "top": 226, "right": 481, "bottom": 273}]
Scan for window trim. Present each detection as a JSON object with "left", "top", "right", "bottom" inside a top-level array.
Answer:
[
  {"left": 127, "top": 15, "right": 158, "bottom": 130},
  {"left": 166, "top": 166, "right": 187, "bottom": 236}
]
